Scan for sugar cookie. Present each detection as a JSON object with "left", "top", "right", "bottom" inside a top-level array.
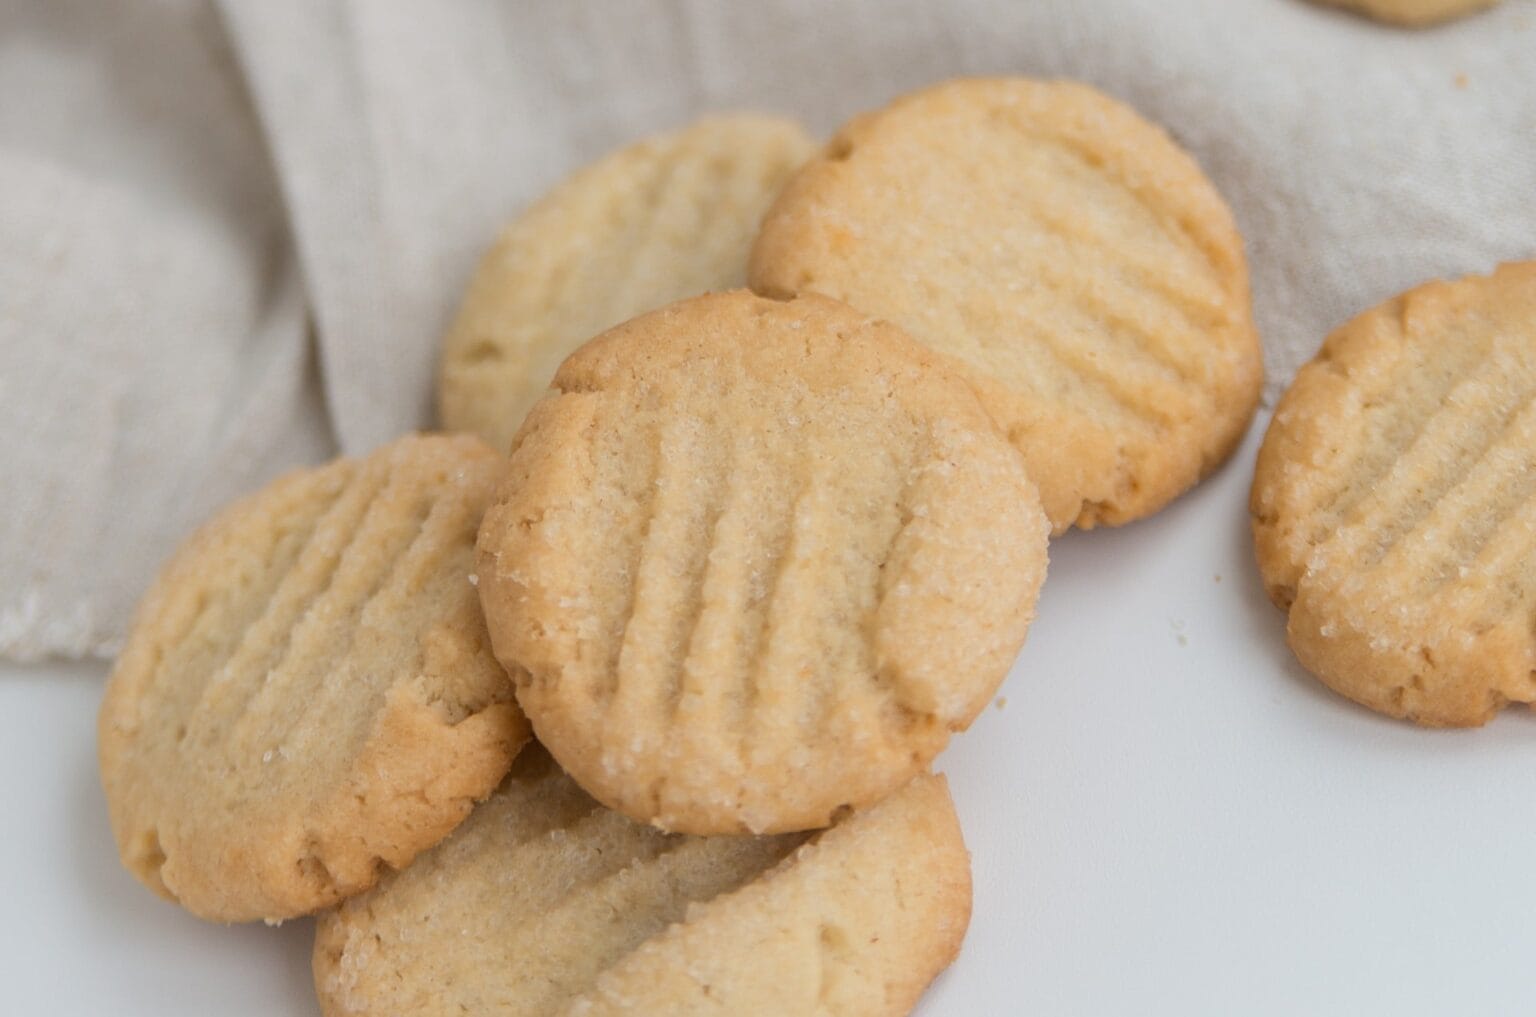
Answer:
[
  {"left": 313, "top": 748, "right": 970, "bottom": 1017},
  {"left": 98, "top": 434, "right": 529, "bottom": 921},
  {"left": 438, "top": 114, "right": 817, "bottom": 450},
  {"left": 750, "top": 77, "right": 1262, "bottom": 532},
  {"left": 1252, "top": 262, "right": 1536, "bottom": 726},
  {"left": 476, "top": 290, "right": 1048, "bottom": 833}
]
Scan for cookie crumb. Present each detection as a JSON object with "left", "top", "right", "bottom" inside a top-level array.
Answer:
[
  {"left": 993, "top": 696, "right": 1007, "bottom": 711},
  {"left": 1454, "top": 72, "right": 1469, "bottom": 89}
]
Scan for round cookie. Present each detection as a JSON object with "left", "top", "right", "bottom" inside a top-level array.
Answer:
[
  {"left": 438, "top": 114, "right": 818, "bottom": 451},
  {"left": 313, "top": 746, "right": 971, "bottom": 1017},
  {"left": 1308, "top": 0, "right": 1499, "bottom": 26},
  {"left": 749, "top": 77, "right": 1262, "bottom": 533},
  {"left": 476, "top": 290, "right": 1049, "bottom": 834},
  {"left": 1252, "top": 262, "right": 1536, "bottom": 727},
  {"left": 98, "top": 434, "right": 531, "bottom": 922}
]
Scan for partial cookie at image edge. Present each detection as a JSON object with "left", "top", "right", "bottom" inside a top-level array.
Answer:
[
  {"left": 313, "top": 748, "right": 971, "bottom": 1017},
  {"left": 1252, "top": 261, "right": 1536, "bottom": 726},
  {"left": 1306, "top": 0, "right": 1500, "bottom": 27}
]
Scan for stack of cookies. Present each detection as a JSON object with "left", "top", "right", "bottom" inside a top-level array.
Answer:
[{"left": 99, "top": 77, "right": 1265, "bottom": 1015}]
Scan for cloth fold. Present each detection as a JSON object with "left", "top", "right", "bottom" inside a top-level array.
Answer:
[{"left": 3, "top": 0, "right": 1532, "bottom": 661}]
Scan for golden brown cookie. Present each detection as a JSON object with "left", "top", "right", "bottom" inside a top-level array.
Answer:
[
  {"left": 438, "top": 114, "right": 818, "bottom": 451},
  {"left": 750, "top": 77, "right": 1262, "bottom": 533},
  {"left": 1252, "top": 262, "right": 1536, "bottom": 727},
  {"left": 98, "top": 434, "right": 530, "bottom": 922},
  {"left": 313, "top": 747, "right": 970, "bottom": 1017},
  {"left": 1308, "top": 0, "right": 1499, "bottom": 26},
  {"left": 476, "top": 290, "right": 1049, "bottom": 834}
]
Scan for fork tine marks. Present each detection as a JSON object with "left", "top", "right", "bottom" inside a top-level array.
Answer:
[
  {"left": 606, "top": 411, "right": 726, "bottom": 765},
  {"left": 180, "top": 458, "right": 390, "bottom": 749}
]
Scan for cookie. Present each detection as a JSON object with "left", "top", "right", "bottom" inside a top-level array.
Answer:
[
  {"left": 98, "top": 434, "right": 531, "bottom": 922},
  {"left": 438, "top": 114, "right": 818, "bottom": 451},
  {"left": 749, "top": 77, "right": 1262, "bottom": 533},
  {"left": 476, "top": 290, "right": 1048, "bottom": 834},
  {"left": 1252, "top": 262, "right": 1536, "bottom": 726},
  {"left": 1308, "top": 0, "right": 1499, "bottom": 26},
  {"left": 313, "top": 747, "right": 970, "bottom": 1017}
]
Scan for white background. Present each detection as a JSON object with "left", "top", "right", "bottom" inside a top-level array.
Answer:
[{"left": 6, "top": 414, "right": 1536, "bottom": 1015}]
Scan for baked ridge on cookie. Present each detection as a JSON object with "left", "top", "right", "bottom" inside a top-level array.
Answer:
[
  {"left": 437, "top": 113, "right": 818, "bottom": 451},
  {"left": 313, "top": 746, "right": 971, "bottom": 1017},
  {"left": 98, "top": 433, "right": 530, "bottom": 922},
  {"left": 1252, "top": 262, "right": 1536, "bottom": 726},
  {"left": 475, "top": 289, "right": 1049, "bottom": 834},
  {"left": 750, "top": 76, "right": 1262, "bottom": 533}
]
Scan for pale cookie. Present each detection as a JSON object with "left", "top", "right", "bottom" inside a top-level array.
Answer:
[
  {"left": 438, "top": 114, "right": 818, "bottom": 451},
  {"left": 98, "top": 434, "right": 531, "bottom": 922},
  {"left": 476, "top": 290, "right": 1048, "bottom": 834},
  {"left": 1252, "top": 262, "right": 1536, "bottom": 727},
  {"left": 313, "top": 747, "right": 970, "bottom": 1017},
  {"left": 1308, "top": 0, "right": 1499, "bottom": 26},
  {"left": 750, "top": 77, "right": 1262, "bottom": 533}
]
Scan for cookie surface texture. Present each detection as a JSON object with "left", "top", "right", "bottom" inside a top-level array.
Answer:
[
  {"left": 313, "top": 748, "right": 971, "bottom": 1017},
  {"left": 1252, "top": 262, "right": 1536, "bottom": 726},
  {"left": 1309, "top": 0, "right": 1499, "bottom": 26},
  {"left": 476, "top": 290, "right": 1049, "bottom": 834},
  {"left": 438, "top": 113, "right": 818, "bottom": 451},
  {"left": 98, "top": 434, "right": 530, "bottom": 922},
  {"left": 750, "top": 77, "right": 1262, "bottom": 533}
]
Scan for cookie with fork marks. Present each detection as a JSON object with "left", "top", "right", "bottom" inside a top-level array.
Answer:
[
  {"left": 438, "top": 114, "right": 817, "bottom": 451},
  {"left": 313, "top": 746, "right": 971, "bottom": 1017},
  {"left": 99, "top": 433, "right": 530, "bottom": 921},
  {"left": 751, "top": 77, "right": 1262, "bottom": 532},
  {"left": 1253, "top": 262, "right": 1536, "bottom": 726},
  {"left": 476, "top": 290, "right": 1048, "bottom": 833}
]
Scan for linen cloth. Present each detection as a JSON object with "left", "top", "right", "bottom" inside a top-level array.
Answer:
[{"left": 2, "top": 0, "right": 1532, "bottom": 661}]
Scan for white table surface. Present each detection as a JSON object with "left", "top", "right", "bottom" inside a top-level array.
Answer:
[{"left": 6, "top": 413, "right": 1536, "bottom": 1016}]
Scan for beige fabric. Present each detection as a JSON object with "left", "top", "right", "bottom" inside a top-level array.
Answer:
[{"left": 3, "top": 0, "right": 1533, "bottom": 661}]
